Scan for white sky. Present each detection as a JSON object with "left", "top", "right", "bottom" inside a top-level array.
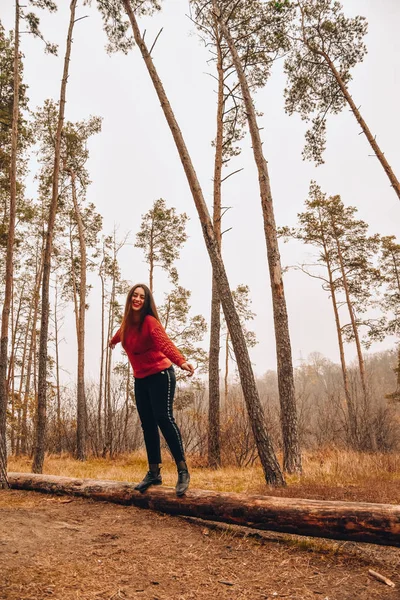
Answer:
[{"left": 2, "top": 0, "right": 400, "bottom": 384}]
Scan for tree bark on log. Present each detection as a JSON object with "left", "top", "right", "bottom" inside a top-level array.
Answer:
[{"left": 7, "top": 472, "right": 400, "bottom": 548}]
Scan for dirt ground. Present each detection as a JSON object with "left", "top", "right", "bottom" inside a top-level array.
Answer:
[{"left": 1, "top": 489, "right": 399, "bottom": 600}]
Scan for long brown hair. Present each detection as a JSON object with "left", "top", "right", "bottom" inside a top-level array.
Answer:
[{"left": 120, "top": 284, "right": 160, "bottom": 346}]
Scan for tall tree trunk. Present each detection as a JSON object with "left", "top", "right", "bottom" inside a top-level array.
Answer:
[
  {"left": 32, "top": 315, "right": 38, "bottom": 456},
  {"left": 32, "top": 0, "right": 78, "bottom": 474},
  {"left": 54, "top": 278, "right": 62, "bottom": 455},
  {"left": 8, "top": 283, "right": 24, "bottom": 454},
  {"left": 208, "top": 24, "right": 223, "bottom": 469},
  {"left": 103, "top": 253, "right": 116, "bottom": 459},
  {"left": 0, "top": 0, "right": 20, "bottom": 489},
  {"left": 21, "top": 250, "right": 43, "bottom": 455},
  {"left": 9, "top": 287, "right": 15, "bottom": 455},
  {"left": 16, "top": 285, "right": 34, "bottom": 456},
  {"left": 69, "top": 220, "right": 80, "bottom": 336},
  {"left": 122, "top": 1, "right": 285, "bottom": 486},
  {"left": 149, "top": 223, "right": 154, "bottom": 293},
  {"left": 69, "top": 169, "right": 87, "bottom": 461},
  {"left": 98, "top": 262, "right": 105, "bottom": 455},
  {"left": 320, "top": 51, "right": 400, "bottom": 201},
  {"left": 216, "top": 6, "right": 301, "bottom": 474},
  {"left": 123, "top": 366, "right": 130, "bottom": 451},
  {"left": 395, "top": 345, "right": 400, "bottom": 401}
]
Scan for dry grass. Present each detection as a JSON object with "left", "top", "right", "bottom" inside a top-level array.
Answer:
[
  {"left": 294, "top": 447, "right": 400, "bottom": 485},
  {"left": 8, "top": 448, "right": 400, "bottom": 502}
]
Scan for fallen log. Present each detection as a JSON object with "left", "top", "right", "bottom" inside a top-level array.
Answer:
[{"left": 7, "top": 472, "right": 400, "bottom": 547}]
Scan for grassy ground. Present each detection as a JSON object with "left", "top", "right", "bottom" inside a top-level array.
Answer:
[
  {"left": 4, "top": 450, "right": 400, "bottom": 599},
  {"left": 8, "top": 448, "right": 400, "bottom": 503}
]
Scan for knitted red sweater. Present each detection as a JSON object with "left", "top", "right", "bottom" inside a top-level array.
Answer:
[{"left": 110, "top": 315, "right": 186, "bottom": 379}]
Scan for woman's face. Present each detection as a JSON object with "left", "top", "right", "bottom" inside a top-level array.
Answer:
[{"left": 131, "top": 287, "right": 146, "bottom": 312}]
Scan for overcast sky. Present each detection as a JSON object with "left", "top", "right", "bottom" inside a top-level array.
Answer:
[{"left": 2, "top": 0, "right": 400, "bottom": 384}]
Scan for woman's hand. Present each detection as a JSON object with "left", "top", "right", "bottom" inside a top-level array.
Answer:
[
  {"left": 181, "top": 361, "right": 195, "bottom": 376},
  {"left": 108, "top": 340, "right": 116, "bottom": 350}
]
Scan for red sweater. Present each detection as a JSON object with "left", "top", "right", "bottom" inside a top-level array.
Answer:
[{"left": 110, "top": 315, "right": 186, "bottom": 379}]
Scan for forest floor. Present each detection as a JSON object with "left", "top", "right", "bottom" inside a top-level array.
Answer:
[{"left": 2, "top": 451, "right": 400, "bottom": 600}]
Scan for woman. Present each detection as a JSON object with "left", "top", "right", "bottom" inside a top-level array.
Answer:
[{"left": 109, "top": 284, "right": 194, "bottom": 496}]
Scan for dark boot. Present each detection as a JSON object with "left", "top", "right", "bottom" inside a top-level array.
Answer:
[
  {"left": 134, "top": 469, "right": 162, "bottom": 493},
  {"left": 175, "top": 468, "right": 190, "bottom": 497}
]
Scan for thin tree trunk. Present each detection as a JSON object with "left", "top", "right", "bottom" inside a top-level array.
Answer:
[
  {"left": 21, "top": 250, "right": 43, "bottom": 455},
  {"left": 98, "top": 263, "right": 105, "bottom": 455},
  {"left": 16, "top": 408, "right": 21, "bottom": 456},
  {"left": 216, "top": 7, "right": 301, "bottom": 474},
  {"left": 9, "top": 286, "right": 15, "bottom": 455},
  {"left": 32, "top": 0, "right": 78, "bottom": 474},
  {"left": 149, "top": 221, "right": 154, "bottom": 293},
  {"left": 321, "top": 51, "right": 400, "bottom": 201},
  {"left": 208, "top": 23, "right": 223, "bottom": 468},
  {"left": 387, "top": 249, "right": 400, "bottom": 401},
  {"left": 16, "top": 285, "right": 34, "bottom": 456},
  {"left": 69, "top": 169, "right": 87, "bottom": 461},
  {"left": 224, "top": 332, "right": 229, "bottom": 405},
  {"left": 332, "top": 229, "right": 374, "bottom": 449},
  {"left": 103, "top": 252, "right": 116, "bottom": 458},
  {"left": 123, "top": 367, "right": 130, "bottom": 451},
  {"left": 54, "top": 279, "right": 62, "bottom": 455},
  {"left": 331, "top": 221, "right": 368, "bottom": 399},
  {"left": 69, "top": 221, "right": 80, "bottom": 338},
  {"left": 8, "top": 289, "right": 25, "bottom": 394},
  {"left": 396, "top": 345, "right": 400, "bottom": 399},
  {"left": 8, "top": 283, "right": 24, "bottom": 454},
  {"left": 102, "top": 342, "right": 110, "bottom": 458},
  {"left": 122, "top": 0, "right": 285, "bottom": 486},
  {"left": 328, "top": 273, "right": 358, "bottom": 444},
  {"left": 318, "top": 216, "right": 358, "bottom": 445},
  {"left": 32, "top": 316, "right": 38, "bottom": 456},
  {"left": 0, "top": 0, "right": 19, "bottom": 488}
]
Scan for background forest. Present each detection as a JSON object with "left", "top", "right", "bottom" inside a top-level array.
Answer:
[{"left": 1, "top": 0, "right": 400, "bottom": 485}]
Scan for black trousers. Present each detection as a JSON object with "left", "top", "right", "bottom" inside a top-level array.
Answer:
[{"left": 134, "top": 365, "right": 185, "bottom": 465}]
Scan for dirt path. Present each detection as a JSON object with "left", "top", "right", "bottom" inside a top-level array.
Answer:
[{"left": 1, "top": 490, "right": 399, "bottom": 600}]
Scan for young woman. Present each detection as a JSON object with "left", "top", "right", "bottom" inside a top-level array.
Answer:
[{"left": 109, "top": 284, "right": 194, "bottom": 496}]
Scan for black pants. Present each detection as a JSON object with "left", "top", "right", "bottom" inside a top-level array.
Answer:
[{"left": 134, "top": 366, "right": 185, "bottom": 465}]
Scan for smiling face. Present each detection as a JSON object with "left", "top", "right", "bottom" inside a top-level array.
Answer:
[{"left": 131, "top": 286, "right": 146, "bottom": 312}]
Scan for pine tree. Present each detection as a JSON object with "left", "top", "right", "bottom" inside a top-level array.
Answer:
[
  {"left": 33, "top": 0, "right": 78, "bottom": 474},
  {"left": 0, "top": 1, "right": 56, "bottom": 486},
  {"left": 135, "top": 198, "right": 207, "bottom": 374},
  {"left": 377, "top": 236, "right": 400, "bottom": 402},
  {"left": 134, "top": 198, "right": 187, "bottom": 293},
  {"left": 61, "top": 116, "right": 102, "bottom": 460},
  {"left": 285, "top": 0, "right": 400, "bottom": 199},
  {"left": 281, "top": 182, "right": 382, "bottom": 448},
  {"left": 213, "top": 0, "right": 302, "bottom": 473},
  {"left": 191, "top": 0, "right": 247, "bottom": 468}
]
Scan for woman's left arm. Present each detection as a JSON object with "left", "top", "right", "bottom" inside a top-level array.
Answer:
[{"left": 151, "top": 321, "right": 195, "bottom": 376}]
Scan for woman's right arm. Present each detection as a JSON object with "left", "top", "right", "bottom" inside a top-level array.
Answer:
[{"left": 109, "top": 328, "right": 121, "bottom": 350}]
